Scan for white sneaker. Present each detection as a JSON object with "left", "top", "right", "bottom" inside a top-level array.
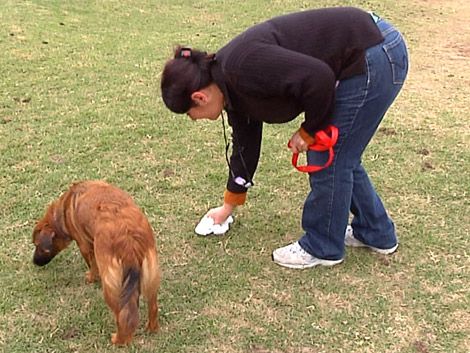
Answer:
[
  {"left": 272, "top": 242, "right": 343, "bottom": 269},
  {"left": 344, "top": 225, "right": 398, "bottom": 255}
]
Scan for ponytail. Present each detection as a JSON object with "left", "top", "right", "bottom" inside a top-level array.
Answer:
[{"left": 161, "top": 46, "right": 215, "bottom": 114}]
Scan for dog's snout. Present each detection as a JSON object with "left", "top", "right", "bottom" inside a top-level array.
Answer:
[{"left": 33, "top": 251, "right": 54, "bottom": 266}]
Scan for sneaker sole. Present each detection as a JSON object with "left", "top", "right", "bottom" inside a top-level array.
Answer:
[
  {"left": 370, "top": 243, "right": 398, "bottom": 255},
  {"left": 272, "top": 256, "right": 343, "bottom": 269},
  {"left": 346, "top": 237, "right": 399, "bottom": 255},
  {"left": 345, "top": 227, "right": 398, "bottom": 255}
]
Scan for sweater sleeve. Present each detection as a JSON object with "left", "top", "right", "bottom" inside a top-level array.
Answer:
[
  {"left": 233, "top": 44, "right": 336, "bottom": 136},
  {"left": 225, "top": 110, "right": 263, "bottom": 198}
]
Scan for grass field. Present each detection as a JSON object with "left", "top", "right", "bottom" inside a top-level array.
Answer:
[{"left": 1, "top": 1, "right": 469, "bottom": 352}]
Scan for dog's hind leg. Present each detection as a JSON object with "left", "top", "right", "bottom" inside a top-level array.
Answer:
[
  {"left": 102, "top": 286, "right": 122, "bottom": 344},
  {"left": 145, "top": 292, "right": 159, "bottom": 332},
  {"left": 141, "top": 249, "right": 160, "bottom": 332},
  {"left": 98, "top": 256, "right": 138, "bottom": 345},
  {"left": 111, "top": 296, "right": 139, "bottom": 344},
  {"left": 112, "top": 267, "right": 140, "bottom": 345}
]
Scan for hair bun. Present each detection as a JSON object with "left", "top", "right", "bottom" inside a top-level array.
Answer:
[
  {"left": 178, "top": 47, "right": 192, "bottom": 58},
  {"left": 174, "top": 46, "right": 209, "bottom": 63},
  {"left": 162, "top": 45, "right": 215, "bottom": 114}
]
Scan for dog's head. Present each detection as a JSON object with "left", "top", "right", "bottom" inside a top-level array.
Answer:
[{"left": 32, "top": 200, "right": 72, "bottom": 266}]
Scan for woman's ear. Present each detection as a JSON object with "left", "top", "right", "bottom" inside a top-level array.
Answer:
[{"left": 190, "top": 91, "right": 209, "bottom": 106}]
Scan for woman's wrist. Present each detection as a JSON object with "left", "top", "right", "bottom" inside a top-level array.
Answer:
[
  {"left": 222, "top": 202, "right": 235, "bottom": 215},
  {"left": 298, "top": 127, "right": 315, "bottom": 145}
]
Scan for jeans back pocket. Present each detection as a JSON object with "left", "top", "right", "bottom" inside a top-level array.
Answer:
[{"left": 382, "top": 32, "right": 409, "bottom": 85}]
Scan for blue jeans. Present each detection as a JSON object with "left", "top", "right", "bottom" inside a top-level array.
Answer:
[{"left": 298, "top": 19, "right": 409, "bottom": 260}]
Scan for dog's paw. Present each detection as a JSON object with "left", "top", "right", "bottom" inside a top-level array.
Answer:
[
  {"left": 146, "top": 321, "right": 160, "bottom": 333},
  {"left": 111, "top": 333, "right": 119, "bottom": 344},
  {"left": 111, "top": 333, "right": 132, "bottom": 345},
  {"left": 85, "top": 271, "right": 99, "bottom": 283}
]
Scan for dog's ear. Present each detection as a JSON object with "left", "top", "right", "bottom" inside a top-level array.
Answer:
[
  {"left": 33, "top": 229, "right": 61, "bottom": 266},
  {"left": 32, "top": 223, "right": 60, "bottom": 266},
  {"left": 39, "top": 230, "right": 55, "bottom": 249},
  {"left": 51, "top": 198, "right": 72, "bottom": 242},
  {"left": 32, "top": 217, "right": 49, "bottom": 243},
  {"left": 32, "top": 222, "right": 41, "bottom": 243}
]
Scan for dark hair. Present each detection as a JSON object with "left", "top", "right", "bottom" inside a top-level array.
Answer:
[{"left": 161, "top": 46, "right": 215, "bottom": 114}]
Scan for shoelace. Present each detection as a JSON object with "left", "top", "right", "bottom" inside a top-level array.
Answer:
[{"left": 289, "top": 243, "right": 308, "bottom": 255}]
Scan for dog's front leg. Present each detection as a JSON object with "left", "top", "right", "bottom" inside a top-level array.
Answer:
[
  {"left": 76, "top": 243, "right": 99, "bottom": 283},
  {"left": 85, "top": 254, "right": 100, "bottom": 283}
]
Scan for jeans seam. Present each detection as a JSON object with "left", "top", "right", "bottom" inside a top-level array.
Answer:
[
  {"left": 382, "top": 33, "right": 407, "bottom": 85},
  {"left": 325, "top": 157, "right": 336, "bottom": 239},
  {"left": 380, "top": 26, "right": 395, "bottom": 37},
  {"left": 383, "top": 32, "right": 402, "bottom": 50},
  {"left": 325, "top": 54, "right": 370, "bottom": 239}
]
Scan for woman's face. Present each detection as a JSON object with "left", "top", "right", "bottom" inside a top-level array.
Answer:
[{"left": 187, "top": 84, "right": 224, "bottom": 121}]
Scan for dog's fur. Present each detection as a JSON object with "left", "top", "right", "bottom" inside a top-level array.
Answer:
[{"left": 32, "top": 180, "right": 160, "bottom": 345}]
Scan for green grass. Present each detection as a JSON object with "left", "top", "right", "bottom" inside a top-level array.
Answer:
[{"left": 1, "top": 1, "right": 469, "bottom": 353}]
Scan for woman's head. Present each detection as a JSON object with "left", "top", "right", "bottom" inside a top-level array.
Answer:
[{"left": 161, "top": 46, "right": 224, "bottom": 120}]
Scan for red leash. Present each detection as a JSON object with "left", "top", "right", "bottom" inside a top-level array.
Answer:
[{"left": 288, "top": 125, "right": 339, "bottom": 173}]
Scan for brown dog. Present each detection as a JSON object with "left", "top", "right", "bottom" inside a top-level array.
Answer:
[{"left": 32, "top": 180, "right": 160, "bottom": 345}]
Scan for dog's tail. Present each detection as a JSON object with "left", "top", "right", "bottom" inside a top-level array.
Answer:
[
  {"left": 116, "top": 266, "right": 140, "bottom": 342},
  {"left": 121, "top": 267, "right": 140, "bottom": 308}
]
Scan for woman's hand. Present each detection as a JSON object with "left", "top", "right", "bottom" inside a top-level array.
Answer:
[
  {"left": 206, "top": 203, "right": 235, "bottom": 224},
  {"left": 288, "top": 130, "right": 310, "bottom": 153}
]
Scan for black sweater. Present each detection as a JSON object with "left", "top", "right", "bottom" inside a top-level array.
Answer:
[{"left": 210, "top": 7, "right": 384, "bottom": 197}]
